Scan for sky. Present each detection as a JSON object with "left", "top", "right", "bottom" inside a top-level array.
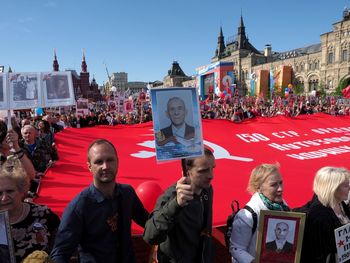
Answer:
[{"left": 1, "top": 0, "right": 350, "bottom": 86}]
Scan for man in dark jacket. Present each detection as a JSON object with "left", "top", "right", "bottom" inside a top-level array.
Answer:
[
  {"left": 51, "top": 139, "right": 149, "bottom": 263},
  {"left": 265, "top": 222, "right": 293, "bottom": 253},
  {"left": 143, "top": 148, "right": 215, "bottom": 262}
]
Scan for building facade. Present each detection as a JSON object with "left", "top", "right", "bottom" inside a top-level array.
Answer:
[
  {"left": 210, "top": 8, "right": 350, "bottom": 97},
  {"left": 127, "top": 81, "right": 148, "bottom": 94},
  {"left": 53, "top": 51, "right": 101, "bottom": 101},
  {"left": 162, "top": 61, "right": 192, "bottom": 87},
  {"left": 110, "top": 72, "right": 128, "bottom": 92}
]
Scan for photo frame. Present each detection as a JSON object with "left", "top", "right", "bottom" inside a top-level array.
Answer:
[
  {"left": 150, "top": 87, "right": 204, "bottom": 161},
  {"left": 255, "top": 210, "right": 306, "bottom": 263},
  {"left": 0, "top": 211, "right": 16, "bottom": 263},
  {"left": 41, "top": 71, "right": 75, "bottom": 107},
  {"left": 9, "top": 72, "right": 42, "bottom": 110},
  {"left": 76, "top": 98, "right": 89, "bottom": 117}
]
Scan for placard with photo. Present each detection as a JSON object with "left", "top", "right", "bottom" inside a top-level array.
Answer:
[
  {"left": 255, "top": 210, "right": 306, "bottom": 263},
  {"left": 0, "top": 211, "right": 16, "bottom": 263},
  {"left": 151, "top": 87, "right": 204, "bottom": 161},
  {"left": 41, "top": 72, "right": 75, "bottom": 107},
  {"left": 0, "top": 73, "right": 8, "bottom": 110},
  {"left": 76, "top": 98, "right": 89, "bottom": 117}
]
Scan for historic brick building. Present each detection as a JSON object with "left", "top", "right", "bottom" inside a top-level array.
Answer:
[
  {"left": 52, "top": 51, "right": 101, "bottom": 101},
  {"left": 211, "top": 7, "right": 350, "bottom": 96}
]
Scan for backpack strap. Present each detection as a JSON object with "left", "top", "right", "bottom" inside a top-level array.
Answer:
[{"left": 243, "top": 205, "right": 257, "bottom": 234}]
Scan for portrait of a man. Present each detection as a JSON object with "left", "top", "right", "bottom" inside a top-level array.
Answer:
[
  {"left": 151, "top": 87, "right": 204, "bottom": 161},
  {"left": 156, "top": 96, "right": 195, "bottom": 146},
  {"left": 265, "top": 221, "right": 294, "bottom": 253},
  {"left": 47, "top": 76, "right": 70, "bottom": 99},
  {"left": 13, "top": 75, "right": 27, "bottom": 101}
]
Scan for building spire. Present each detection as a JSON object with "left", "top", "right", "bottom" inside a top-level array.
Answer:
[
  {"left": 215, "top": 26, "right": 226, "bottom": 58},
  {"left": 81, "top": 49, "right": 87, "bottom": 73},
  {"left": 53, "top": 49, "right": 59, "bottom": 71},
  {"left": 237, "top": 15, "right": 247, "bottom": 49}
]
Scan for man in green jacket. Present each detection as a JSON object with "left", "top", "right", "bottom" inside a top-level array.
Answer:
[{"left": 143, "top": 148, "right": 215, "bottom": 262}]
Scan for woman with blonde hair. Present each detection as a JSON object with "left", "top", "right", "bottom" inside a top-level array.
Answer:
[
  {"left": 230, "top": 163, "right": 289, "bottom": 263},
  {"left": 0, "top": 157, "right": 60, "bottom": 262},
  {"left": 301, "top": 166, "right": 350, "bottom": 263}
]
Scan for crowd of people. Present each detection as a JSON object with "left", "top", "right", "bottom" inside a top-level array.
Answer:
[
  {"left": 14, "top": 93, "right": 349, "bottom": 128},
  {"left": 0, "top": 92, "right": 349, "bottom": 263}
]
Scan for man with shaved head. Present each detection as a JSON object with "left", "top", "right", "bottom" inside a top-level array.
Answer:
[
  {"left": 266, "top": 221, "right": 293, "bottom": 253},
  {"left": 51, "top": 139, "right": 149, "bottom": 263}
]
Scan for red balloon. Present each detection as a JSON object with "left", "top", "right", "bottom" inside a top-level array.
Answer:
[{"left": 136, "top": 181, "right": 163, "bottom": 212}]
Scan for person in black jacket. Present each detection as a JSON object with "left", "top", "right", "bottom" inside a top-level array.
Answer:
[
  {"left": 301, "top": 166, "right": 350, "bottom": 263},
  {"left": 143, "top": 148, "right": 215, "bottom": 263}
]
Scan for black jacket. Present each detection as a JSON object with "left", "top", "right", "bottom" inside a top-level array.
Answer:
[
  {"left": 161, "top": 124, "right": 195, "bottom": 140},
  {"left": 265, "top": 240, "right": 293, "bottom": 253},
  {"left": 143, "top": 184, "right": 213, "bottom": 263},
  {"left": 301, "top": 196, "right": 350, "bottom": 263}
]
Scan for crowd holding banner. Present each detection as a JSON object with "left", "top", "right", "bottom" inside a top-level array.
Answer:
[{"left": 1, "top": 76, "right": 350, "bottom": 262}]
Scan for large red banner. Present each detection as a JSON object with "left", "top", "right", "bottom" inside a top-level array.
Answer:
[{"left": 36, "top": 113, "right": 350, "bottom": 232}]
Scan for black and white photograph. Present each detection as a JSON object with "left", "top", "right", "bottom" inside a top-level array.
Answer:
[
  {"left": 151, "top": 87, "right": 204, "bottom": 161},
  {"left": 46, "top": 75, "right": 70, "bottom": 99},
  {"left": 11, "top": 74, "right": 38, "bottom": 101},
  {"left": 9, "top": 73, "right": 41, "bottom": 110},
  {"left": 0, "top": 211, "right": 15, "bottom": 263},
  {"left": 265, "top": 219, "right": 296, "bottom": 253}
]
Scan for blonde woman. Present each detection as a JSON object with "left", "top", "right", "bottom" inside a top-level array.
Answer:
[
  {"left": 301, "top": 167, "right": 350, "bottom": 263},
  {"left": 229, "top": 163, "right": 289, "bottom": 263},
  {"left": 0, "top": 157, "right": 60, "bottom": 262}
]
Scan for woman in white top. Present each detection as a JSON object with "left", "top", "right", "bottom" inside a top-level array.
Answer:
[{"left": 230, "top": 163, "right": 289, "bottom": 263}]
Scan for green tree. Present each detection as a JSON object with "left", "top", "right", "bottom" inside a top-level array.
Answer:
[
  {"left": 293, "top": 83, "right": 304, "bottom": 95},
  {"left": 317, "top": 81, "right": 327, "bottom": 98},
  {"left": 334, "top": 78, "right": 348, "bottom": 96}
]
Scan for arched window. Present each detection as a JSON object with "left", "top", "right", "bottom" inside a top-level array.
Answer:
[
  {"left": 342, "top": 49, "right": 348, "bottom": 62},
  {"left": 328, "top": 52, "right": 334, "bottom": 64},
  {"left": 315, "top": 61, "right": 319, "bottom": 69},
  {"left": 327, "top": 79, "right": 333, "bottom": 89}
]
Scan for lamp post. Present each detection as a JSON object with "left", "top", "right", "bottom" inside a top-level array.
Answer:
[
  {"left": 111, "top": 86, "right": 117, "bottom": 113},
  {"left": 111, "top": 86, "right": 117, "bottom": 98}
]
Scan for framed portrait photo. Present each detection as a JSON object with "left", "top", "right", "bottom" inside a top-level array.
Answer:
[
  {"left": 41, "top": 72, "right": 75, "bottom": 107},
  {"left": 0, "top": 211, "right": 16, "bottom": 263},
  {"left": 150, "top": 87, "right": 204, "bottom": 162},
  {"left": 255, "top": 210, "right": 306, "bottom": 263}
]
